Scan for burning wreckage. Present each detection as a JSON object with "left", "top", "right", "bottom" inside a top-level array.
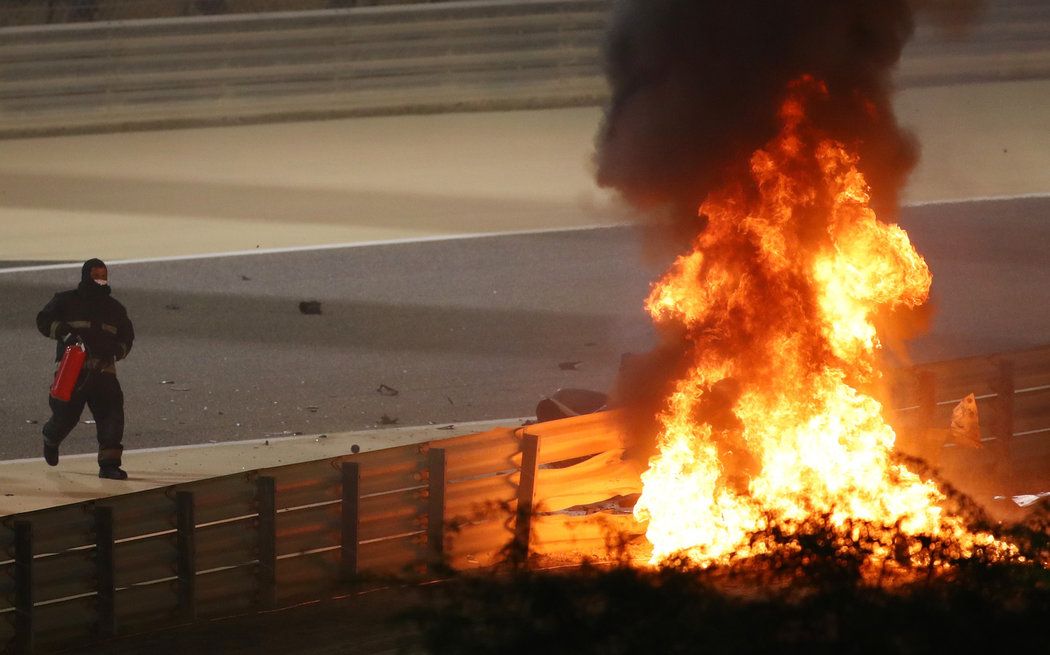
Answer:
[
  {"left": 537, "top": 81, "right": 1019, "bottom": 574},
  {"left": 525, "top": 0, "right": 1047, "bottom": 578}
]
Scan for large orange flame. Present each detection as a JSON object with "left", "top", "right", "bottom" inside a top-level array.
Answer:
[{"left": 634, "top": 78, "right": 1008, "bottom": 569}]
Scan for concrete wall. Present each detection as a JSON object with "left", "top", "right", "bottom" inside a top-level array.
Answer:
[
  {"left": 1, "top": 0, "right": 1049, "bottom": 137},
  {"left": 0, "top": 0, "right": 609, "bottom": 136}
]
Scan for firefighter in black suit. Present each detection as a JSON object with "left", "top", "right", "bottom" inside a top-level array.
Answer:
[{"left": 36, "top": 259, "right": 135, "bottom": 480}]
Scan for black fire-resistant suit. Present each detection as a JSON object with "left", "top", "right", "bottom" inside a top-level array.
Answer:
[{"left": 36, "top": 259, "right": 135, "bottom": 468}]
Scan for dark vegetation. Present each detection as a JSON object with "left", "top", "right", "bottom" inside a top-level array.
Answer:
[{"left": 408, "top": 497, "right": 1049, "bottom": 655}]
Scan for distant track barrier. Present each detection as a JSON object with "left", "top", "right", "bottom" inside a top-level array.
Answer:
[
  {"left": 1, "top": 344, "right": 1047, "bottom": 653},
  {"left": 0, "top": 0, "right": 612, "bottom": 137},
  {"left": 1, "top": 0, "right": 1050, "bottom": 137}
]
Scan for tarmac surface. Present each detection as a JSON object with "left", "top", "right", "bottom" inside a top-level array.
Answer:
[
  {"left": 1, "top": 195, "right": 1048, "bottom": 461},
  {"left": 0, "top": 79, "right": 1048, "bottom": 515},
  {"left": 2, "top": 79, "right": 1050, "bottom": 262},
  {"left": 0, "top": 226, "right": 660, "bottom": 460}
]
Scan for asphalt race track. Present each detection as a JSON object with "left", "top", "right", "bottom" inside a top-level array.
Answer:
[
  {"left": 0, "top": 195, "right": 1047, "bottom": 461},
  {"left": 0, "top": 225, "right": 660, "bottom": 459}
]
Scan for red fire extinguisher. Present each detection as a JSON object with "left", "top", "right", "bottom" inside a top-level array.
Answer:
[{"left": 50, "top": 342, "right": 86, "bottom": 402}]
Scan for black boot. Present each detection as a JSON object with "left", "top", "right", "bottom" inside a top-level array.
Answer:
[
  {"left": 98, "top": 464, "right": 128, "bottom": 480},
  {"left": 44, "top": 442, "right": 59, "bottom": 466}
]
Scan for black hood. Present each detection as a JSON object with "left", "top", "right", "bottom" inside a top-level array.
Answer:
[{"left": 78, "top": 258, "right": 111, "bottom": 297}]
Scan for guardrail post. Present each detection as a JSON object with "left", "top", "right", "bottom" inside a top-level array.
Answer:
[
  {"left": 256, "top": 476, "right": 277, "bottom": 608},
  {"left": 13, "top": 520, "right": 33, "bottom": 654},
  {"left": 914, "top": 369, "right": 946, "bottom": 463},
  {"left": 94, "top": 506, "right": 115, "bottom": 639},
  {"left": 916, "top": 370, "right": 936, "bottom": 429},
  {"left": 993, "top": 360, "right": 1015, "bottom": 462},
  {"left": 427, "top": 448, "right": 447, "bottom": 567},
  {"left": 340, "top": 462, "right": 360, "bottom": 581},
  {"left": 175, "top": 491, "right": 196, "bottom": 621},
  {"left": 512, "top": 434, "right": 541, "bottom": 567}
]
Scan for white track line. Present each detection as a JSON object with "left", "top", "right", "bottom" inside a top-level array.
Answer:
[
  {"left": 904, "top": 191, "right": 1050, "bottom": 207},
  {"left": 0, "top": 223, "right": 627, "bottom": 275},
  {"left": 2, "top": 191, "right": 1047, "bottom": 275}
]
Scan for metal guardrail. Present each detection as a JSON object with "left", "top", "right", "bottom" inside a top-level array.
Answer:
[
  {"left": 1, "top": 0, "right": 1049, "bottom": 138},
  {"left": 0, "top": 412, "right": 635, "bottom": 653},
  {"left": 0, "top": 0, "right": 446, "bottom": 28},
  {"left": 0, "top": 0, "right": 612, "bottom": 136},
  {"left": 891, "top": 344, "right": 1050, "bottom": 486}
]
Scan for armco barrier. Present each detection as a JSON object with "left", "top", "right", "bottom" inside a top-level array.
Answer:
[
  {"left": 2, "top": 0, "right": 1050, "bottom": 137},
  {"left": 0, "top": 344, "right": 1047, "bottom": 652},
  {"left": 891, "top": 344, "right": 1050, "bottom": 495},
  {"left": 0, "top": 0, "right": 612, "bottom": 136},
  {"left": 0, "top": 1, "right": 433, "bottom": 28},
  {"left": 0, "top": 412, "right": 637, "bottom": 653}
]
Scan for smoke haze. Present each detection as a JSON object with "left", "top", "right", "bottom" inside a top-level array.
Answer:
[
  {"left": 595, "top": 0, "right": 977, "bottom": 464},
  {"left": 596, "top": 0, "right": 919, "bottom": 226}
]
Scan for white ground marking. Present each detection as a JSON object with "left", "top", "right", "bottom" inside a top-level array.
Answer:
[
  {"left": 904, "top": 191, "right": 1050, "bottom": 208},
  {"left": 3, "top": 191, "right": 1048, "bottom": 276},
  {"left": 0, "top": 222, "right": 627, "bottom": 274}
]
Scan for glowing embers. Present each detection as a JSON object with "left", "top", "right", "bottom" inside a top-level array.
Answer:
[{"left": 634, "top": 78, "right": 1008, "bottom": 570}]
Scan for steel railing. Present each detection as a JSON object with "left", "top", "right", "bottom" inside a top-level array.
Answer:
[
  {"left": 0, "top": 0, "right": 612, "bottom": 136},
  {"left": 0, "top": 0, "right": 452, "bottom": 28},
  {"left": 0, "top": 0, "right": 1048, "bottom": 137}
]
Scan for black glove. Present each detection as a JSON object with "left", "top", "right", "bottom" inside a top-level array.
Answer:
[{"left": 56, "top": 323, "right": 78, "bottom": 346}]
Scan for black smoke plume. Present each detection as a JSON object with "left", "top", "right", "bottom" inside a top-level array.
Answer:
[
  {"left": 597, "top": 0, "right": 948, "bottom": 464},
  {"left": 596, "top": 0, "right": 919, "bottom": 226}
]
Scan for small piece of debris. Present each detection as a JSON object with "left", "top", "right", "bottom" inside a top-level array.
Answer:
[
  {"left": 264, "top": 440, "right": 270, "bottom": 446},
  {"left": 164, "top": 303, "right": 180, "bottom": 311},
  {"left": 558, "top": 361, "right": 582, "bottom": 371},
  {"left": 437, "top": 425, "right": 455, "bottom": 430},
  {"left": 160, "top": 380, "right": 174, "bottom": 384},
  {"left": 4, "top": 494, "right": 13, "bottom": 497},
  {"left": 305, "top": 406, "right": 319, "bottom": 413},
  {"left": 25, "top": 419, "right": 38, "bottom": 425},
  {"left": 350, "top": 444, "right": 360, "bottom": 454},
  {"left": 240, "top": 275, "right": 252, "bottom": 281},
  {"left": 1012, "top": 491, "right": 1050, "bottom": 508},
  {"left": 378, "top": 414, "right": 398, "bottom": 425},
  {"left": 298, "top": 300, "right": 322, "bottom": 315},
  {"left": 376, "top": 384, "right": 399, "bottom": 396},
  {"left": 82, "top": 419, "right": 96, "bottom": 425},
  {"left": 445, "top": 395, "right": 454, "bottom": 405}
]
